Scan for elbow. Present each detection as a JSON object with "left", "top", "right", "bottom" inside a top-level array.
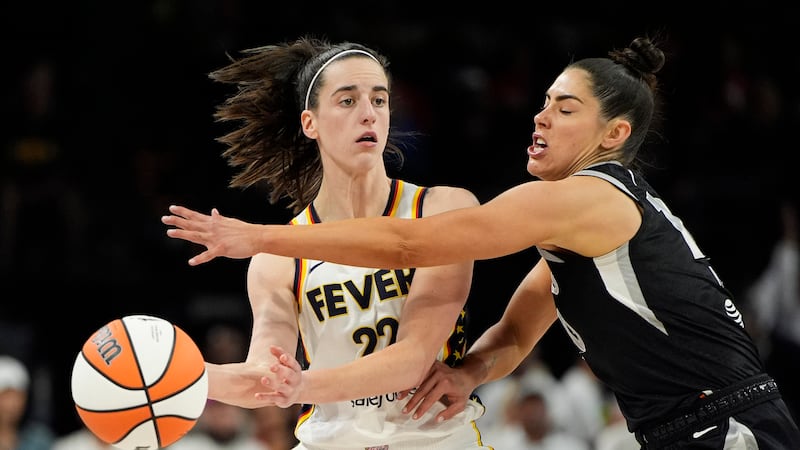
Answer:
[
  {"left": 396, "top": 240, "right": 420, "bottom": 269},
  {"left": 390, "top": 218, "right": 442, "bottom": 268},
  {"left": 396, "top": 239, "right": 436, "bottom": 268}
]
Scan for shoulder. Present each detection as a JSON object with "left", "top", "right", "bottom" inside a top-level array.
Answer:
[
  {"left": 422, "top": 185, "right": 480, "bottom": 215},
  {"left": 499, "top": 176, "right": 613, "bottom": 211},
  {"left": 250, "top": 251, "right": 295, "bottom": 270},
  {"left": 248, "top": 251, "right": 297, "bottom": 287}
]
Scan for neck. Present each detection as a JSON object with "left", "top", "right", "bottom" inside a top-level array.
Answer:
[{"left": 313, "top": 175, "right": 392, "bottom": 221}]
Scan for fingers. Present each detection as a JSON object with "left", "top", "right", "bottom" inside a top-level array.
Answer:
[
  {"left": 254, "top": 392, "right": 293, "bottom": 409},
  {"left": 164, "top": 227, "right": 199, "bottom": 243},
  {"left": 169, "top": 204, "right": 206, "bottom": 219},
  {"left": 402, "top": 368, "right": 440, "bottom": 413},
  {"left": 402, "top": 378, "right": 438, "bottom": 416},
  {"left": 269, "top": 345, "right": 286, "bottom": 359},
  {"left": 258, "top": 346, "right": 303, "bottom": 408},
  {"left": 408, "top": 389, "right": 443, "bottom": 419},
  {"left": 435, "top": 399, "right": 467, "bottom": 422},
  {"left": 161, "top": 205, "right": 215, "bottom": 230},
  {"left": 188, "top": 251, "right": 214, "bottom": 266},
  {"left": 162, "top": 205, "right": 219, "bottom": 265},
  {"left": 269, "top": 362, "right": 301, "bottom": 388},
  {"left": 396, "top": 388, "right": 413, "bottom": 400},
  {"left": 269, "top": 345, "right": 301, "bottom": 371}
]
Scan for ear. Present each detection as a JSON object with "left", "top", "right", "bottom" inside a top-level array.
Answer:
[
  {"left": 301, "top": 110, "right": 317, "bottom": 139},
  {"left": 601, "top": 118, "right": 631, "bottom": 150}
]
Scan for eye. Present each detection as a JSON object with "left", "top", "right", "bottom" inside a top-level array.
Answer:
[
  {"left": 373, "top": 96, "right": 388, "bottom": 107},
  {"left": 340, "top": 98, "right": 354, "bottom": 106},
  {"left": 539, "top": 96, "right": 550, "bottom": 111}
]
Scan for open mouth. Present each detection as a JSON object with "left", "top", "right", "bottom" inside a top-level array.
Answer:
[
  {"left": 528, "top": 135, "right": 547, "bottom": 157},
  {"left": 357, "top": 133, "right": 377, "bottom": 143}
]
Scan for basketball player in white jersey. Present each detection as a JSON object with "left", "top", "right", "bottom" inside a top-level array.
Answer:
[{"left": 176, "top": 37, "right": 490, "bottom": 449}]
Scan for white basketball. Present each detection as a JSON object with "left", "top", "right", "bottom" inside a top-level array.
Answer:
[{"left": 70, "top": 314, "right": 208, "bottom": 449}]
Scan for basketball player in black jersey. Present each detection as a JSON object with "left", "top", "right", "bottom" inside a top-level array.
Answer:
[{"left": 164, "top": 36, "right": 800, "bottom": 449}]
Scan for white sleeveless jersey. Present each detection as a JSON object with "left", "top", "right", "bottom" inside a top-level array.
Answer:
[{"left": 289, "top": 179, "right": 486, "bottom": 448}]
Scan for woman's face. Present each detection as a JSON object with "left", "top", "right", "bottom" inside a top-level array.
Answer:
[
  {"left": 527, "top": 67, "right": 611, "bottom": 181},
  {"left": 303, "top": 57, "right": 390, "bottom": 174}
]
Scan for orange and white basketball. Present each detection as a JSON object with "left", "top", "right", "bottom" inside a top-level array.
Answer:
[{"left": 70, "top": 314, "right": 208, "bottom": 449}]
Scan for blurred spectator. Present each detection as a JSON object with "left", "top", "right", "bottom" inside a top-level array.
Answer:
[
  {"left": 474, "top": 347, "right": 559, "bottom": 434},
  {"left": 0, "top": 57, "right": 89, "bottom": 282},
  {"left": 593, "top": 397, "right": 639, "bottom": 450},
  {"left": 169, "top": 321, "right": 298, "bottom": 449},
  {"left": 555, "top": 358, "right": 606, "bottom": 443},
  {"left": 250, "top": 406, "right": 299, "bottom": 450},
  {"left": 170, "top": 399, "right": 264, "bottom": 450},
  {"left": 0, "top": 355, "right": 54, "bottom": 450},
  {"left": 51, "top": 428, "right": 112, "bottom": 450},
  {"left": 486, "top": 387, "right": 589, "bottom": 450},
  {"left": 203, "top": 322, "right": 248, "bottom": 364},
  {"left": 744, "top": 196, "right": 800, "bottom": 422}
]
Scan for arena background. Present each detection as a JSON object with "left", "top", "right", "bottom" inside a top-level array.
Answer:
[{"left": 2, "top": 3, "right": 798, "bottom": 436}]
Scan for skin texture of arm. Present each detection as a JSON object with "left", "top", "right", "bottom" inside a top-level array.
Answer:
[
  {"left": 205, "top": 251, "right": 299, "bottom": 409},
  {"left": 400, "top": 259, "right": 558, "bottom": 421},
  {"left": 257, "top": 186, "right": 479, "bottom": 407},
  {"left": 163, "top": 174, "right": 641, "bottom": 268}
]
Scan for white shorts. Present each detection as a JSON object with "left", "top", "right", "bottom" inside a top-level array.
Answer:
[{"left": 291, "top": 421, "right": 493, "bottom": 450}]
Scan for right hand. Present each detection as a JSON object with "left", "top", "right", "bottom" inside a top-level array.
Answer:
[{"left": 162, "top": 205, "right": 262, "bottom": 265}]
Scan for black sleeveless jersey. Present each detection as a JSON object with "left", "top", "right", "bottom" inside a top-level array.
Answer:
[{"left": 538, "top": 161, "right": 765, "bottom": 432}]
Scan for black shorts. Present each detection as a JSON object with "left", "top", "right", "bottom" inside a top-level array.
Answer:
[{"left": 641, "top": 398, "right": 800, "bottom": 449}]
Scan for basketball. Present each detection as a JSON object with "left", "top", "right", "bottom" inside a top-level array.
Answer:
[{"left": 70, "top": 314, "right": 208, "bottom": 450}]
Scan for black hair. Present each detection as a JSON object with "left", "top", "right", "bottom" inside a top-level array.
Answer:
[{"left": 568, "top": 36, "right": 666, "bottom": 168}]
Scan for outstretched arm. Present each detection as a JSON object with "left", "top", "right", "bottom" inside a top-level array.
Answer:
[
  {"left": 162, "top": 180, "right": 567, "bottom": 268},
  {"left": 401, "top": 259, "right": 558, "bottom": 422}
]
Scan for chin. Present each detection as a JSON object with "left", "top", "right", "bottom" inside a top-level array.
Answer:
[{"left": 526, "top": 159, "right": 541, "bottom": 178}]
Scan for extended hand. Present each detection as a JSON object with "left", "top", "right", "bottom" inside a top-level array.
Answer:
[
  {"left": 401, "top": 360, "right": 471, "bottom": 422},
  {"left": 256, "top": 345, "right": 304, "bottom": 408},
  {"left": 162, "top": 205, "right": 262, "bottom": 265}
]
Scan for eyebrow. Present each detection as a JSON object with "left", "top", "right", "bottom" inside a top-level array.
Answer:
[
  {"left": 332, "top": 84, "right": 390, "bottom": 97},
  {"left": 546, "top": 93, "right": 584, "bottom": 104}
]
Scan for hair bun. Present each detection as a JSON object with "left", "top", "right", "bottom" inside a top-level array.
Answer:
[{"left": 611, "top": 37, "right": 665, "bottom": 78}]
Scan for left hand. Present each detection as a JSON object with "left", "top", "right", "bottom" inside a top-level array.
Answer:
[
  {"left": 256, "top": 345, "right": 304, "bottom": 408},
  {"left": 162, "top": 205, "right": 263, "bottom": 265}
]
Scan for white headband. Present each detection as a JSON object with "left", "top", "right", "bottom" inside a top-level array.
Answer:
[{"left": 304, "top": 49, "right": 380, "bottom": 110}]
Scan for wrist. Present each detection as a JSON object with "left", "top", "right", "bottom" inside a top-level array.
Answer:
[{"left": 459, "top": 355, "right": 491, "bottom": 390}]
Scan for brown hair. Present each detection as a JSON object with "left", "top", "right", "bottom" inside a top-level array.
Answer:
[{"left": 209, "top": 36, "right": 405, "bottom": 214}]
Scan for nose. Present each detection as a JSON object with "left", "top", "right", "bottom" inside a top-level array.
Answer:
[
  {"left": 361, "top": 99, "right": 376, "bottom": 124},
  {"left": 533, "top": 108, "right": 547, "bottom": 129}
]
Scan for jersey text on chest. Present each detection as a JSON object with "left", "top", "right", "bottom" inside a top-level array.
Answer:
[{"left": 304, "top": 268, "right": 415, "bottom": 321}]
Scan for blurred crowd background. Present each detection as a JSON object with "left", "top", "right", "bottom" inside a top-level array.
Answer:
[{"left": 2, "top": 3, "right": 799, "bottom": 449}]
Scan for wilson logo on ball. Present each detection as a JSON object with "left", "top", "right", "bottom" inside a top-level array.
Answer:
[{"left": 90, "top": 324, "right": 123, "bottom": 366}]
